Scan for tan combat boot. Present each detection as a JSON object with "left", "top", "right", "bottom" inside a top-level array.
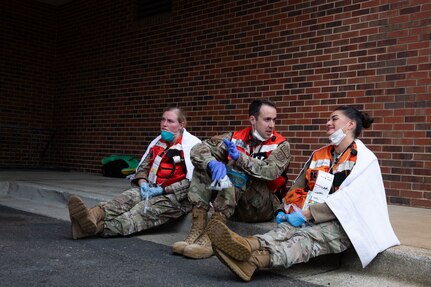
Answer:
[
  {"left": 182, "top": 232, "right": 213, "bottom": 259},
  {"left": 68, "top": 195, "right": 105, "bottom": 234},
  {"left": 71, "top": 217, "right": 105, "bottom": 240},
  {"left": 214, "top": 248, "right": 271, "bottom": 281},
  {"left": 70, "top": 218, "right": 92, "bottom": 240},
  {"left": 206, "top": 211, "right": 226, "bottom": 226},
  {"left": 206, "top": 219, "right": 261, "bottom": 261},
  {"left": 182, "top": 211, "right": 226, "bottom": 259},
  {"left": 172, "top": 207, "right": 207, "bottom": 255}
]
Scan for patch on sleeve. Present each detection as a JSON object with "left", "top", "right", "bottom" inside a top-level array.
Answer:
[
  {"left": 274, "top": 142, "right": 290, "bottom": 162},
  {"left": 206, "top": 133, "right": 230, "bottom": 147}
]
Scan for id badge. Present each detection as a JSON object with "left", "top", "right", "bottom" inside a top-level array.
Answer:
[
  {"left": 148, "top": 155, "right": 162, "bottom": 185},
  {"left": 310, "top": 171, "right": 334, "bottom": 203}
]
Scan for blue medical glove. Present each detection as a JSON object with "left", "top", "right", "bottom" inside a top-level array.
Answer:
[
  {"left": 285, "top": 211, "right": 306, "bottom": 227},
  {"left": 223, "top": 138, "right": 240, "bottom": 161},
  {"left": 275, "top": 211, "right": 288, "bottom": 224},
  {"left": 140, "top": 182, "right": 150, "bottom": 200},
  {"left": 148, "top": 185, "right": 164, "bottom": 198},
  {"left": 207, "top": 160, "right": 227, "bottom": 182}
]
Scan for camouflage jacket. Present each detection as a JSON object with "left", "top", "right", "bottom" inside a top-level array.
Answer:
[{"left": 190, "top": 131, "right": 291, "bottom": 189}]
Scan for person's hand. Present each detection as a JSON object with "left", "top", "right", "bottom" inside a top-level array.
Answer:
[
  {"left": 208, "top": 160, "right": 227, "bottom": 182},
  {"left": 140, "top": 182, "right": 150, "bottom": 200},
  {"left": 148, "top": 185, "right": 164, "bottom": 198},
  {"left": 223, "top": 138, "right": 240, "bottom": 161},
  {"left": 285, "top": 211, "right": 306, "bottom": 227},
  {"left": 275, "top": 211, "right": 288, "bottom": 224}
]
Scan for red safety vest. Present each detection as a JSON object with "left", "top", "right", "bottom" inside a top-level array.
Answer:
[
  {"left": 231, "top": 127, "right": 287, "bottom": 193},
  {"left": 148, "top": 135, "right": 187, "bottom": 187}
]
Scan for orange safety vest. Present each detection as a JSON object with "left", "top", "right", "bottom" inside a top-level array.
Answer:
[
  {"left": 284, "top": 142, "right": 358, "bottom": 211},
  {"left": 231, "top": 127, "right": 287, "bottom": 193},
  {"left": 148, "top": 135, "right": 187, "bottom": 187}
]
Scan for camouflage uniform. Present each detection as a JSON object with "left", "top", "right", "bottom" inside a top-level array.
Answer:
[
  {"left": 98, "top": 136, "right": 194, "bottom": 237},
  {"left": 257, "top": 220, "right": 351, "bottom": 268},
  {"left": 188, "top": 132, "right": 291, "bottom": 223},
  {"left": 99, "top": 181, "right": 191, "bottom": 237},
  {"left": 257, "top": 147, "right": 353, "bottom": 267}
]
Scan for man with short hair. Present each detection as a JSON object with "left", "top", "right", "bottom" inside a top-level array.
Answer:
[{"left": 172, "top": 99, "right": 291, "bottom": 259}]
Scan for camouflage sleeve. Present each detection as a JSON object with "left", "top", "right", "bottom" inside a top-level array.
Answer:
[
  {"left": 164, "top": 178, "right": 191, "bottom": 201},
  {"left": 190, "top": 132, "right": 232, "bottom": 170},
  {"left": 235, "top": 140, "right": 291, "bottom": 181},
  {"left": 309, "top": 203, "right": 336, "bottom": 223},
  {"left": 130, "top": 151, "right": 152, "bottom": 187}
]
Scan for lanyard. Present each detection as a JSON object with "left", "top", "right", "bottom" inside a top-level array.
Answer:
[{"left": 329, "top": 143, "right": 354, "bottom": 174}]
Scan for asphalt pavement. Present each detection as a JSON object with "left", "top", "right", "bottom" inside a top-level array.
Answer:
[
  {"left": 0, "top": 169, "right": 430, "bottom": 286},
  {"left": 0, "top": 205, "right": 317, "bottom": 287}
]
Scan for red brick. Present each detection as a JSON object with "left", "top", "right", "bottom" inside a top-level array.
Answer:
[{"left": 1, "top": 0, "right": 429, "bottom": 209}]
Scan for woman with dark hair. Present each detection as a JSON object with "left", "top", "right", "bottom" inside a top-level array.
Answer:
[{"left": 206, "top": 105, "right": 399, "bottom": 281}]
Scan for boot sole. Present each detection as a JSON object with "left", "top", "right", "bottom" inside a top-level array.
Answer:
[
  {"left": 68, "top": 196, "right": 97, "bottom": 233},
  {"left": 206, "top": 220, "right": 251, "bottom": 261},
  {"left": 70, "top": 218, "right": 79, "bottom": 240},
  {"left": 213, "top": 248, "right": 251, "bottom": 281}
]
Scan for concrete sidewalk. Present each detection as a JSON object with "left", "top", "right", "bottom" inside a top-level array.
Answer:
[{"left": 0, "top": 169, "right": 430, "bottom": 286}]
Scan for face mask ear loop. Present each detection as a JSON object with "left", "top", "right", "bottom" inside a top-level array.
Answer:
[{"left": 342, "top": 121, "right": 353, "bottom": 133}]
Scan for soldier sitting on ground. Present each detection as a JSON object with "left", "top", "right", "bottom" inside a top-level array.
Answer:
[
  {"left": 67, "top": 107, "right": 201, "bottom": 239},
  {"left": 206, "top": 105, "right": 400, "bottom": 281},
  {"left": 172, "top": 99, "right": 291, "bottom": 259}
]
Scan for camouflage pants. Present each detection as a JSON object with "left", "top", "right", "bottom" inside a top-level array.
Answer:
[
  {"left": 256, "top": 220, "right": 351, "bottom": 268},
  {"left": 188, "top": 166, "right": 278, "bottom": 222},
  {"left": 99, "top": 187, "right": 191, "bottom": 237}
]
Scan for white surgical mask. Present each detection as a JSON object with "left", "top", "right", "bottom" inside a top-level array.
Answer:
[
  {"left": 252, "top": 126, "right": 272, "bottom": 142},
  {"left": 328, "top": 123, "right": 350, "bottom": 145}
]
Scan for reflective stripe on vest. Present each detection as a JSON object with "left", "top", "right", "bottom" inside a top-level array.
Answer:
[
  {"left": 231, "top": 127, "right": 286, "bottom": 193},
  {"left": 306, "top": 143, "right": 357, "bottom": 192},
  {"left": 148, "top": 137, "right": 187, "bottom": 187}
]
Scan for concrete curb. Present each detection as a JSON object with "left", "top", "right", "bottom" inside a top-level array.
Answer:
[
  {"left": 341, "top": 245, "right": 431, "bottom": 286},
  {"left": 0, "top": 176, "right": 430, "bottom": 286}
]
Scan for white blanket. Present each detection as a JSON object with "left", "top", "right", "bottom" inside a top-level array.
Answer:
[
  {"left": 137, "top": 128, "right": 201, "bottom": 180},
  {"left": 325, "top": 139, "right": 400, "bottom": 267}
]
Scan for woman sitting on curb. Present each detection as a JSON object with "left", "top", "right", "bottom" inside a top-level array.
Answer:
[{"left": 67, "top": 107, "right": 201, "bottom": 239}]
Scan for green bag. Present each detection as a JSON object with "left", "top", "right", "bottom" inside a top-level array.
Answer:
[{"left": 101, "top": 155, "right": 139, "bottom": 178}]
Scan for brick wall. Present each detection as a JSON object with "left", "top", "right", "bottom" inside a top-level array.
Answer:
[
  {"left": 1, "top": 0, "right": 430, "bottom": 208},
  {"left": 0, "top": 0, "right": 57, "bottom": 167}
]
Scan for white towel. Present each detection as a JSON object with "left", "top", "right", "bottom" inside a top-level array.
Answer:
[{"left": 325, "top": 139, "right": 400, "bottom": 267}]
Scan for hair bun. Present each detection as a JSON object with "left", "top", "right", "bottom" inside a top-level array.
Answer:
[{"left": 361, "top": 112, "right": 374, "bottom": 129}]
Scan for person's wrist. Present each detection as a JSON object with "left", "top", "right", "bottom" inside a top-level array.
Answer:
[
  {"left": 233, "top": 151, "right": 239, "bottom": 160},
  {"left": 302, "top": 209, "right": 312, "bottom": 221}
]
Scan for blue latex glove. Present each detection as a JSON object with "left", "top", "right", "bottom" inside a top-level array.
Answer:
[
  {"left": 285, "top": 211, "right": 306, "bottom": 227},
  {"left": 275, "top": 211, "right": 288, "bottom": 224},
  {"left": 140, "top": 182, "right": 150, "bottom": 200},
  {"left": 208, "top": 160, "right": 227, "bottom": 182},
  {"left": 223, "top": 138, "right": 240, "bottom": 161},
  {"left": 148, "top": 185, "right": 164, "bottom": 198}
]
